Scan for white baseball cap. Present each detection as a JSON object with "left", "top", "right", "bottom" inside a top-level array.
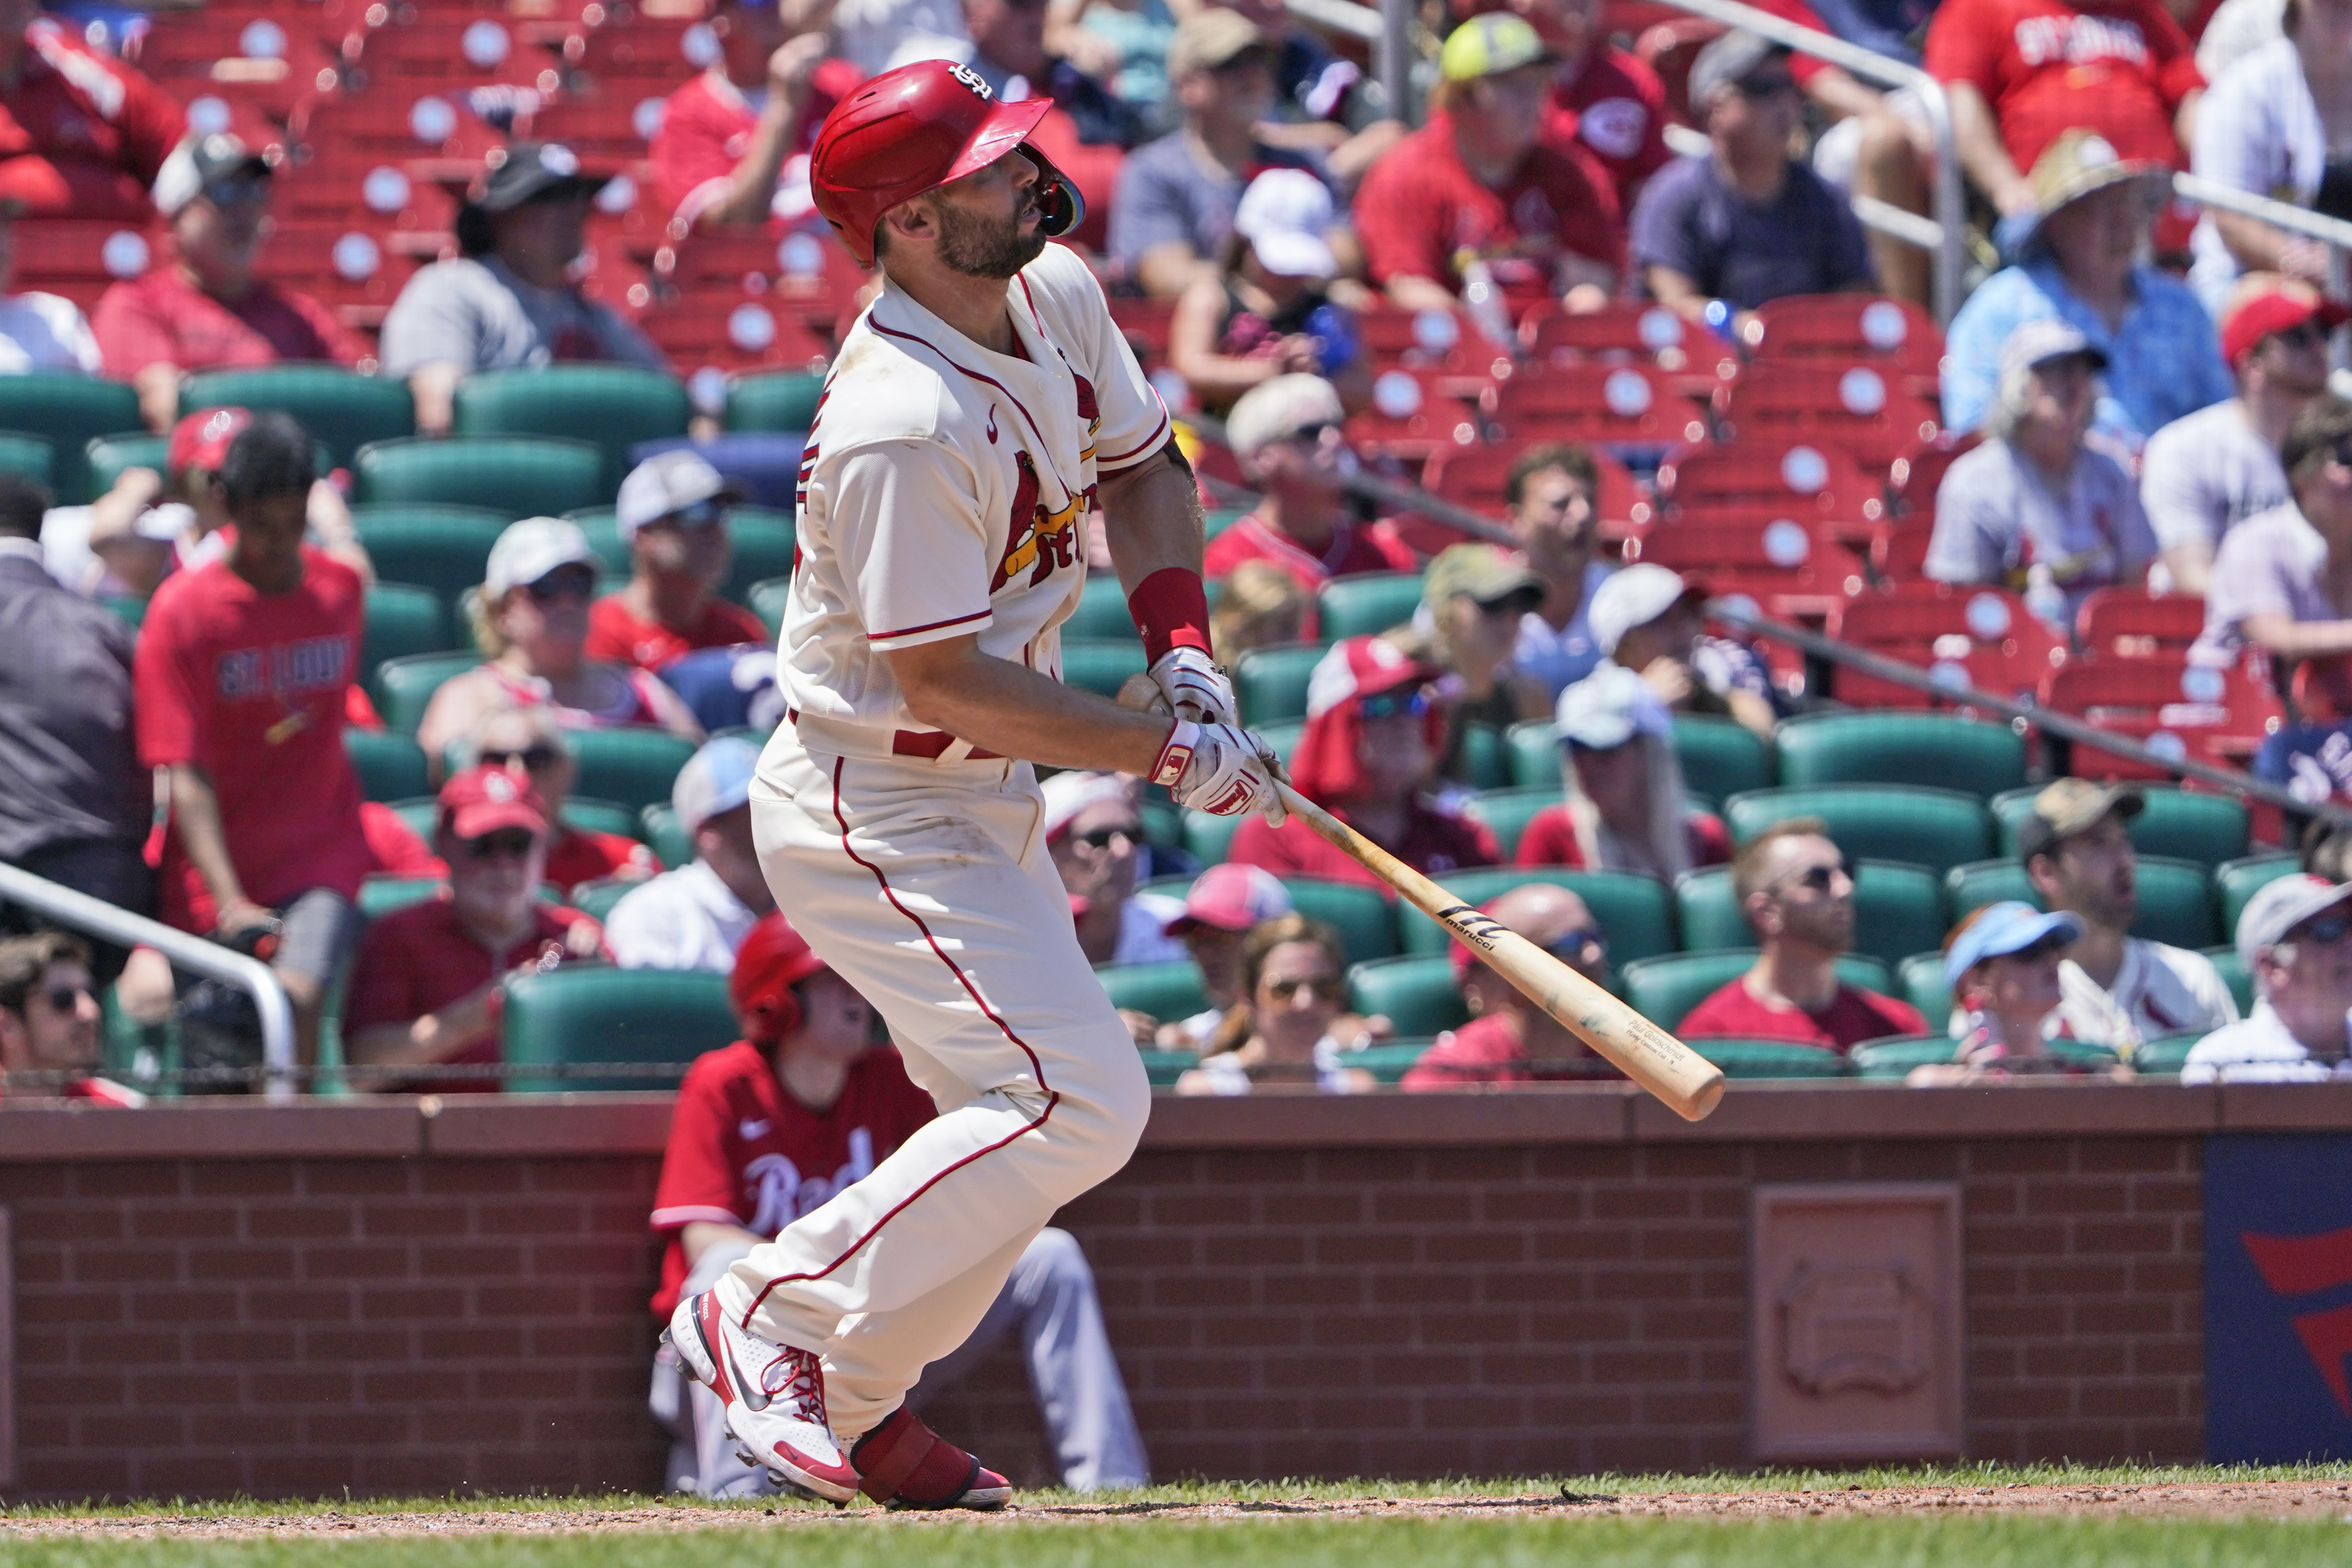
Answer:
[
  {"left": 616, "top": 448, "right": 744, "bottom": 539},
  {"left": 484, "top": 516, "right": 597, "bottom": 599},
  {"left": 1234, "top": 168, "right": 1336, "bottom": 280},
  {"left": 1555, "top": 661, "right": 1671, "bottom": 750},
  {"left": 1225, "top": 373, "right": 1345, "bottom": 462},
  {"left": 2236, "top": 873, "right": 2352, "bottom": 972},
  {"left": 674, "top": 735, "right": 762, "bottom": 834},
  {"left": 1040, "top": 770, "right": 1138, "bottom": 840},
  {"left": 1588, "top": 563, "right": 1705, "bottom": 656}
]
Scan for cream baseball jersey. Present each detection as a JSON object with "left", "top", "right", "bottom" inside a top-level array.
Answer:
[{"left": 777, "top": 242, "right": 1169, "bottom": 758}]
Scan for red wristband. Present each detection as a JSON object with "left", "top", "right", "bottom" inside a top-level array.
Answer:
[{"left": 1127, "top": 567, "right": 1212, "bottom": 664}]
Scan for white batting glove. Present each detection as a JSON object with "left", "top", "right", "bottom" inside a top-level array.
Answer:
[
  {"left": 1147, "top": 646, "right": 1239, "bottom": 727},
  {"left": 1152, "top": 720, "right": 1288, "bottom": 826}
]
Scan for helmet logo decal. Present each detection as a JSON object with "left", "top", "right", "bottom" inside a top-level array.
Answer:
[{"left": 948, "top": 62, "right": 991, "bottom": 98}]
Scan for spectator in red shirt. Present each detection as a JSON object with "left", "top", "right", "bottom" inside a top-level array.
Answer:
[
  {"left": 343, "top": 765, "right": 604, "bottom": 1094},
  {"left": 133, "top": 413, "right": 371, "bottom": 1068},
  {"left": 462, "top": 706, "right": 658, "bottom": 893},
  {"left": 1454, "top": 0, "right": 1673, "bottom": 212},
  {"left": 1201, "top": 373, "right": 1416, "bottom": 587},
  {"left": 649, "top": 912, "right": 1148, "bottom": 1497},
  {"left": 0, "top": 932, "right": 139, "bottom": 1104},
  {"left": 651, "top": 0, "right": 855, "bottom": 229},
  {"left": 1402, "top": 882, "right": 1613, "bottom": 1087},
  {"left": 587, "top": 451, "right": 770, "bottom": 673},
  {"left": 93, "top": 133, "right": 360, "bottom": 433},
  {"left": 1516, "top": 661, "right": 1733, "bottom": 879},
  {"left": 1676, "top": 816, "right": 1929, "bottom": 1049},
  {"left": 1231, "top": 636, "right": 1500, "bottom": 889},
  {"left": 1350, "top": 13, "right": 1622, "bottom": 316},
  {"left": 0, "top": 9, "right": 182, "bottom": 221},
  {"left": 1924, "top": 0, "right": 2203, "bottom": 225}
]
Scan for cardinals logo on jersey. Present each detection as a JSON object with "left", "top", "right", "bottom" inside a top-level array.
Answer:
[{"left": 990, "top": 450, "right": 1089, "bottom": 592}]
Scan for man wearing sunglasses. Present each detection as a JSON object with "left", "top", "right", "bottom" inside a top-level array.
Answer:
[
  {"left": 1679, "top": 816, "right": 1927, "bottom": 1051},
  {"left": 1041, "top": 770, "right": 1187, "bottom": 967},
  {"left": 1401, "top": 882, "right": 1613, "bottom": 1088},
  {"left": 2183, "top": 874, "right": 2352, "bottom": 1082},
  {"left": 588, "top": 452, "right": 771, "bottom": 674},
  {"left": 345, "top": 766, "right": 604, "bottom": 1095},
  {"left": 2143, "top": 284, "right": 2343, "bottom": 597},
  {"left": 0, "top": 931, "right": 138, "bottom": 1105},
  {"left": 93, "top": 132, "right": 359, "bottom": 435},
  {"left": 464, "top": 707, "right": 658, "bottom": 893},
  {"left": 1201, "top": 373, "right": 1415, "bottom": 590}
]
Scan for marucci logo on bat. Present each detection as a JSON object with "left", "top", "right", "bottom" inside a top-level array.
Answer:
[{"left": 1436, "top": 904, "right": 1507, "bottom": 952}]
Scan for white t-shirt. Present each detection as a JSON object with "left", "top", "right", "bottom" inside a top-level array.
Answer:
[
  {"left": 0, "top": 290, "right": 99, "bottom": 374},
  {"left": 2137, "top": 400, "right": 2289, "bottom": 557},
  {"left": 834, "top": 0, "right": 969, "bottom": 78},
  {"left": 2189, "top": 38, "right": 2328, "bottom": 309},
  {"left": 2198, "top": 0, "right": 2284, "bottom": 82},
  {"left": 2181, "top": 999, "right": 2352, "bottom": 1082},
  {"left": 778, "top": 240, "right": 1168, "bottom": 760},
  {"left": 1512, "top": 560, "right": 1614, "bottom": 701},
  {"left": 604, "top": 859, "right": 761, "bottom": 973},
  {"left": 2055, "top": 939, "right": 2240, "bottom": 1052}
]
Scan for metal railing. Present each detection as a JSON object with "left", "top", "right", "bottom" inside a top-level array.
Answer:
[{"left": 0, "top": 860, "right": 297, "bottom": 1104}]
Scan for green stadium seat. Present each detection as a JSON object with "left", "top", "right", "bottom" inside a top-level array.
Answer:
[
  {"left": 1465, "top": 786, "right": 1558, "bottom": 859},
  {"left": 452, "top": 367, "right": 692, "bottom": 499},
  {"left": 1396, "top": 867, "right": 1677, "bottom": 964},
  {"left": 1205, "top": 507, "right": 1249, "bottom": 540},
  {"left": 1691, "top": 1038, "right": 1849, "bottom": 1078},
  {"left": 2214, "top": 853, "right": 2301, "bottom": 938},
  {"left": 357, "top": 875, "right": 446, "bottom": 921},
  {"left": 1066, "top": 574, "right": 1141, "bottom": 640},
  {"left": 566, "top": 878, "right": 638, "bottom": 923},
  {"left": 1724, "top": 785, "right": 1993, "bottom": 876},
  {"left": 98, "top": 593, "right": 143, "bottom": 629},
  {"left": 85, "top": 432, "right": 164, "bottom": 496},
  {"left": 1097, "top": 960, "right": 1211, "bottom": 1022},
  {"left": 1234, "top": 640, "right": 1327, "bottom": 725},
  {"left": 726, "top": 371, "right": 825, "bottom": 433},
  {"left": 0, "top": 375, "right": 140, "bottom": 501},
  {"left": 569, "top": 507, "right": 633, "bottom": 577},
  {"left": 362, "top": 582, "right": 450, "bottom": 673},
  {"left": 1348, "top": 1039, "right": 1436, "bottom": 1083},
  {"left": 1773, "top": 711, "right": 2028, "bottom": 799},
  {"left": 1506, "top": 718, "right": 1558, "bottom": 789},
  {"left": 382, "top": 797, "right": 439, "bottom": 841},
  {"left": 0, "top": 431, "right": 52, "bottom": 485},
  {"left": 2134, "top": 1033, "right": 2204, "bottom": 1074},
  {"left": 640, "top": 802, "right": 693, "bottom": 869},
  {"left": 568, "top": 504, "right": 795, "bottom": 607},
  {"left": 1284, "top": 877, "right": 1398, "bottom": 964},
  {"left": 501, "top": 964, "right": 736, "bottom": 1093},
  {"left": 2204, "top": 945, "right": 2252, "bottom": 1015},
  {"left": 1988, "top": 784, "right": 2250, "bottom": 869},
  {"left": 1673, "top": 859, "right": 1945, "bottom": 969},
  {"left": 1942, "top": 855, "right": 2220, "bottom": 949},
  {"left": 1139, "top": 797, "right": 1185, "bottom": 857},
  {"left": 1346, "top": 954, "right": 1469, "bottom": 1037},
  {"left": 1620, "top": 948, "right": 1893, "bottom": 1032},
  {"left": 1896, "top": 952, "right": 1950, "bottom": 1028},
  {"left": 1182, "top": 810, "right": 1246, "bottom": 867},
  {"left": 371, "top": 652, "right": 482, "bottom": 734},
  {"left": 351, "top": 505, "right": 511, "bottom": 613},
  {"left": 1458, "top": 722, "right": 1510, "bottom": 791},
  {"left": 1849, "top": 1034, "right": 1955, "bottom": 1079},
  {"left": 561, "top": 798, "right": 643, "bottom": 842},
  {"left": 1139, "top": 1049, "right": 1197, "bottom": 1087},
  {"left": 182, "top": 366, "right": 415, "bottom": 467},
  {"left": 345, "top": 729, "right": 429, "bottom": 804},
  {"left": 355, "top": 436, "right": 603, "bottom": 517},
  {"left": 750, "top": 576, "right": 790, "bottom": 638},
  {"left": 1317, "top": 572, "right": 1424, "bottom": 639},
  {"left": 1062, "top": 637, "right": 1148, "bottom": 699},
  {"left": 1674, "top": 716, "right": 1772, "bottom": 805},
  {"left": 566, "top": 729, "right": 699, "bottom": 816}
]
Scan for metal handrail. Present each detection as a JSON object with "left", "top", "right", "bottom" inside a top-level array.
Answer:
[
  {"left": 2170, "top": 171, "right": 2352, "bottom": 256},
  {"left": 0, "top": 860, "right": 297, "bottom": 1104}
]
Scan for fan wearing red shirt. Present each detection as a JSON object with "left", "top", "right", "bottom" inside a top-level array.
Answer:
[
  {"left": 92, "top": 133, "right": 360, "bottom": 434},
  {"left": 1675, "top": 816, "right": 1928, "bottom": 1051},
  {"left": 1201, "top": 373, "right": 1417, "bottom": 589},
  {"left": 651, "top": 0, "right": 857, "bottom": 229},
  {"left": 1402, "top": 883, "right": 1618, "bottom": 1088},
  {"left": 134, "top": 412, "right": 371, "bottom": 1066},
  {"left": 1450, "top": 0, "right": 1672, "bottom": 211},
  {"left": 343, "top": 766, "right": 604, "bottom": 1094},
  {"left": 1350, "top": 13, "right": 1622, "bottom": 314},
  {"left": 1231, "top": 636, "right": 1500, "bottom": 891},
  {"left": 1924, "top": 0, "right": 2202, "bottom": 221},
  {"left": 0, "top": 14, "right": 183, "bottom": 221},
  {"left": 650, "top": 913, "right": 1148, "bottom": 1501},
  {"left": 587, "top": 451, "right": 771, "bottom": 672},
  {"left": 465, "top": 706, "right": 658, "bottom": 892}
]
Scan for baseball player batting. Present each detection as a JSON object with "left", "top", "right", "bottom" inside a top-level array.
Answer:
[{"left": 664, "top": 59, "right": 1289, "bottom": 1510}]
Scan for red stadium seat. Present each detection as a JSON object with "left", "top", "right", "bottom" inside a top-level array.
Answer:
[
  {"left": 1868, "top": 517, "right": 1935, "bottom": 585},
  {"left": 1713, "top": 363, "right": 1942, "bottom": 477},
  {"left": 1106, "top": 296, "right": 1176, "bottom": 358},
  {"left": 1886, "top": 430, "right": 1982, "bottom": 522},
  {"left": 1518, "top": 300, "right": 1738, "bottom": 397},
  {"left": 1648, "top": 437, "right": 1883, "bottom": 540},
  {"left": 1398, "top": 441, "right": 1644, "bottom": 555},
  {"left": 2040, "top": 655, "right": 2282, "bottom": 779},
  {"left": 518, "top": 96, "right": 660, "bottom": 163},
  {"left": 2074, "top": 588, "right": 2206, "bottom": 656},
  {"left": 1827, "top": 582, "right": 2069, "bottom": 691},
  {"left": 130, "top": 11, "right": 339, "bottom": 121},
  {"left": 1625, "top": 514, "right": 1866, "bottom": 619},
  {"left": 1354, "top": 306, "right": 1506, "bottom": 374},
  {"left": 1834, "top": 645, "right": 2044, "bottom": 713},
  {"left": 1739, "top": 293, "right": 1945, "bottom": 400},
  {"left": 1481, "top": 362, "right": 1705, "bottom": 450},
  {"left": 546, "top": 15, "right": 705, "bottom": 92},
  {"left": 635, "top": 296, "right": 832, "bottom": 377},
  {"left": 341, "top": 16, "right": 559, "bottom": 94},
  {"left": 9, "top": 218, "right": 161, "bottom": 308},
  {"left": 1346, "top": 366, "right": 1486, "bottom": 462}
]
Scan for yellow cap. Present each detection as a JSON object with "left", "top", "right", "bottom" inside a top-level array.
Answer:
[{"left": 1439, "top": 12, "right": 1553, "bottom": 82}]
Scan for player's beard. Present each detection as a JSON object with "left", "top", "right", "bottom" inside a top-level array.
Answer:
[{"left": 934, "top": 197, "right": 1048, "bottom": 280}]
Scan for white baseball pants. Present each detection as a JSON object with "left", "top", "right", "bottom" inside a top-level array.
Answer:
[{"left": 726, "top": 732, "right": 1152, "bottom": 1442}]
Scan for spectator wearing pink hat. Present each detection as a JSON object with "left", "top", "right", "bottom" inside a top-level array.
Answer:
[
  {"left": 1153, "top": 862, "right": 1293, "bottom": 1050},
  {"left": 2140, "top": 280, "right": 2342, "bottom": 595},
  {"left": 1200, "top": 374, "right": 1416, "bottom": 590},
  {"left": 1402, "top": 882, "right": 1613, "bottom": 1089},
  {"left": 1041, "top": 770, "right": 1187, "bottom": 967},
  {"left": 344, "top": 765, "right": 605, "bottom": 1094},
  {"left": 1230, "top": 636, "right": 1500, "bottom": 891}
]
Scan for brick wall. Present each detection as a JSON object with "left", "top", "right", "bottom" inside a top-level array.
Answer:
[{"left": 0, "top": 1083, "right": 2301, "bottom": 1499}]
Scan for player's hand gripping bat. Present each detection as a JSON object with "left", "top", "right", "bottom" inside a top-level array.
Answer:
[{"left": 1119, "top": 674, "right": 1724, "bottom": 1121}]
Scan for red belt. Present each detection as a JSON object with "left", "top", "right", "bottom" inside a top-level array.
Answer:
[{"left": 788, "top": 709, "right": 1000, "bottom": 762}]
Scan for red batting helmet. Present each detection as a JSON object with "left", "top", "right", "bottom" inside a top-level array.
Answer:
[
  {"left": 730, "top": 913, "right": 829, "bottom": 1044},
  {"left": 809, "top": 58, "right": 1085, "bottom": 268}
]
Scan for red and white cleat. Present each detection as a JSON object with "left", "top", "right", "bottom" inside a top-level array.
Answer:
[
  {"left": 665, "top": 1289, "right": 860, "bottom": 1503},
  {"left": 851, "top": 1405, "right": 1012, "bottom": 1511}
]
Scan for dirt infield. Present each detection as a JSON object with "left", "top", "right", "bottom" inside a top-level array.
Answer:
[{"left": 8, "top": 1479, "right": 2351, "bottom": 1539}]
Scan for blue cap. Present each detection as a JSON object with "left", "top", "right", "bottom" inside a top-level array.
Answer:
[
  {"left": 675, "top": 736, "right": 762, "bottom": 834},
  {"left": 1942, "top": 901, "right": 2084, "bottom": 990}
]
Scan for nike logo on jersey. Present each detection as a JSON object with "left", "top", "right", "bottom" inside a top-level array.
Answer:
[{"left": 740, "top": 1118, "right": 771, "bottom": 1141}]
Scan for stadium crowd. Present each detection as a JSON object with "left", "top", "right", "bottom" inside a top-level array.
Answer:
[{"left": 5, "top": 0, "right": 2352, "bottom": 1115}]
